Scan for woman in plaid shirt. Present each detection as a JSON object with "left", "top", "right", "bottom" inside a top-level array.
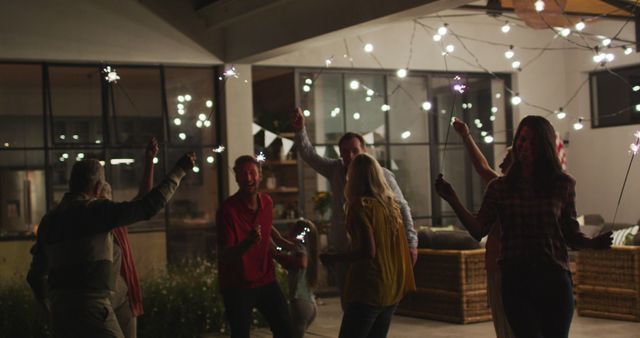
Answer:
[{"left": 436, "top": 115, "right": 612, "bottom": 338}]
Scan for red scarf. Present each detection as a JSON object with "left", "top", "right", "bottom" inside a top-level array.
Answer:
[{"left": 112, "top": 227, "right": 144, "bottom": 316}]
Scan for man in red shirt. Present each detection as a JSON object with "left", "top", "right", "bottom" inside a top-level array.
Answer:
[{"left": 217, "top": 155, "right": 293, "bottom": 338}]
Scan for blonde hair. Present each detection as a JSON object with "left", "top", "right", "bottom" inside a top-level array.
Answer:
[{"left": 344, "top": 153, "right": 402, "bottom": 225}]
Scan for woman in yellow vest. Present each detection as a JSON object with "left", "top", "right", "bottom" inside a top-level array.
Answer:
[{"left": 320, "top": 153, "right": 415, "bottom": 338}]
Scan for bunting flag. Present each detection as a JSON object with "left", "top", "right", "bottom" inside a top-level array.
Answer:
[
  {"left": 264, "top": 130, "right": 278, "bottom": 148},
  {"left": 363, "top": 132, "right": 374, "bottom": 145},
  {"left": 555, "top": 132, "right": 566, "bottom": 170},
  {"left": 281, "top": 138, "right": 294, "bottom": 157},
  {"left": 252, "top": 123, "right": 262, "bottom": 135},
  {"left": 391, "top": 159, "right": 399, "bottom": 171},
  {"left": 375, "top": 125, "right": 385, "bottom": 138},
  {"left": 315, "top": 146, "right": 327, "bottom": 157},
  {"left": 333, "top": 145, "right": 340, "bottom": 156}
]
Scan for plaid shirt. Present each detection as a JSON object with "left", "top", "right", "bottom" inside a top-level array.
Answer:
[{"left": 477, "top": 173, "right": 587, "bottom": 271}]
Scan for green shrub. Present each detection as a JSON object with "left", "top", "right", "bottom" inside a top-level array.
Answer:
[{"left": 0, "top": 279, "right": 50, "bottom": 338}]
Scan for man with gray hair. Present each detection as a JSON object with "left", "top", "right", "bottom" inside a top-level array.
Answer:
[{"left": 27, "top": 153, "right": 196, "bottom": 338}]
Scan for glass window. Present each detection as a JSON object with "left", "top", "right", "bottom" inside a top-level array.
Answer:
[
  {"left": 109, "top": 67, "right": 164, "bottom": 145},
  {"left": 165, "top": 67, "right": 217, "bottom": 145},
  {"left": 344, "top": 74, "right": 386, "bottom": 142},
  {"left": 0, "top": 64, "right": 44, "bottom": 148},
  {"left": 49, "top": 66, "right": 103, "bottom": 146},
  {"left": 388, "top": 76, "right": 429, "bottom": 143},
  {"left": 388, "top": 145, "right": 431, "bottom": 218},
  {"left": 0, "top": 150, "right": 46, "bottom": 236},
  {"left": 590, "top": 65, "right": 640, "bottom": 128},
  {"left": 299, "top": 72, "right": 344, "bottom": 144}
]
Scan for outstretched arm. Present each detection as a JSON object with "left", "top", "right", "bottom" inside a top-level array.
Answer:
[
  {"left": 435, "top": 174, "right": 494, "bottom": 240},
  {"left": 292, "top": 107, "right": 338, "bottom": 178},
  {"left": 453, "top": 117, "right": 499, "bottom": 183},
  {"left": 134, "top": 137, "right": 159, "bottom": 200}
]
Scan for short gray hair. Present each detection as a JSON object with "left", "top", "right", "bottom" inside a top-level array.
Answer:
[{"left": 69, "top": 159, "right": 105, "bottom": 193}]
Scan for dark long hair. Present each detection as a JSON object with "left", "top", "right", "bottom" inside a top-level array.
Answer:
[{"left": 505, "top": 115, "right": 563, "bottom": 196}]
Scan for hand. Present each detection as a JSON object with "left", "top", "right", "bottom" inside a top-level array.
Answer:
[
  {"left": 452, "top": 117, "right": 470, "bottom": 138},
  {"left": 246, "top": 225, "right": 262, "bottom": 246},
  {"left": 292, "top": 107, "right": 305, "bottom": 132},
  {"left": 176, "top": 152, "right": 196, "bottom": 171},
  {"left": 589, "top": 231, "right": 613, "bottom": 249},
  {"left": 145, "top": 137, "right": 159, "bottom": 159},
  {"left": 435, "top": 174, "right": 456, "bottom": 202},
  {"left": 409, "top": 248, "right": 418, "bottom": 266}
]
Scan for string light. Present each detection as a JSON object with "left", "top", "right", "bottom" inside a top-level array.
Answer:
[
  {"left": 501, "top": 22, "right": 511, "bottom": 33},
  {"left": 556, "top": 107, "right": 566, "bottom": 119},
  {"left": 206, "top": 100, "right": 213, "bottom": 108},
  {"left": 559, "top": 28, "right": 571, "bottom": 37},
  {"left": 303, "top": 109, "right": 311, "bottom": 117},
  {"left": 223, "top": 65, "right": 238, "bottom": 78},
  {"left": 192, "top": 166, "right": 200, "bottom": 173},
  {"left": 365, "top": 97, "right": 372, "bottom": 102},
  {"left": 178, "top": 108, "right": 185, "bottom": 115},
  {"left": 602, "top": 38, "right": 612, "bottom": 47},
  {"left": 433, "top": 34, "right": 442, "bottom": 42},
  {"left": 573, "top": 117, "right": 584, "bottom": 130},
  {"left": 184, "top": 94, "right": 192, "bottom": 102},
  {"left": 353, "top": 112, "right": 361, "bottom": 120},
  {"left": 534, "top": 0, "right": 545, "bottom": 12},
  {"left": 484, "top": 135, "right": 494, "bottom": 143},
  {"left": 364, "top": 43, "right": 374, "bottom": 53},
  {"left": 204, "top": 120, "right": 212, "bottom": 127},
  {"left": 173, "top": 118, "right": 181, "bottom": 126},
  {"left": 349, "top": 80, "right": 360, "bottom": 90},
  {"left": 153, "top": 157, "right": 159, "bottom": 164},
  {"left": 207, "top": 156, "right": 215, "bottom": 163},
  {"left": 199, "top": 113, "right": 207, "bottom": 121},
  {"left": 178, "top": 133, "right": 186, "bottom": 140},
  {"left": 305, "top": 79, "right": 313, "bottom": 85},
  {"left": 177, "top": 103, "right": 184, "bottom": 110},
  {"left": 624, "top": 46, "right": 634, "bottom": 55},
  {"left": 396, "top": 68, "right": 408, "bottom": 78},
  {"left": 331, "top": 107, "right": 341, "bottom": 117},
  {"left": 437, "top": 24, "right": 448, "bottom": 36},
  {"left": 575, "top": 20, "right": 585, "bottom": 31},
  {"left": 511, "top": 61, "right": 521, "bottom": 69},
  {"left": 196, "top": 120, "right": 203, "bottom": 128},
  {"left": 325, "top": 56, "right": 334, "bottom": 67},
  {"left": 381, "top": 104, "right": 391, "bottom": 112},
  {"left": 421, "top": 101, "right": 432, "bottom": 111},
  {"left": 59, "top": 135, "right": 66, "bottom": 140},
  {"left": 213, "top": 146, "right": 225, "bottom": 153},
  {"left": 366, "top": 89, "right": 375, "bottom": 96},
  {"left": 445, "top": 44, "right": 455, "bottom": 53},
  {"left": 401, "top": 130, "right": 411, "bottom": 139},
  {"left": 178, "top": 95, "right": 185, "bottom": 102},
  {"left": 633, "top": 85, "right": 640, "bottom": 92},
  {"left": 511, "top": 93, "right": 522, "bottom": 106},
  {"left": 505, "top": 46, "right": 514, "bottom": 59},
  {"left": 303, "top": 85, "right": 311, "bottom": 92}
]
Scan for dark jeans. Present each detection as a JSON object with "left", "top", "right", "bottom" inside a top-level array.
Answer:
[
  {"left": 501, "top": 263, "right": 574, "bottom": 338},
  {"left": 338, "top": 302, "right": 397, "bottom": 338},
  {"left": 222, "top": 282, "right": 293, "bottom": 338}
]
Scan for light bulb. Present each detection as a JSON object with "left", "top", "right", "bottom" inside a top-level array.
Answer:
[
  {"left": 602, "top": 38, "right": 612, "bottom": 47},
  {"left": 365, "top": 97, "right": 372, "bottom": 102},
  {"left": 353, "top": 112, "right": 361, "bottom": 120},
  {"left": 401, "top": 130, "right": 411, "bottom": 139},
  {"left": 192, "top": 166, "right": 200, "bottom": 173},
  {"left": 196, "top": 120, "right": 203, "bottom": 128},
  {"left": 534, "top": 0, "right": 545, "bottom": 12},
  {"left": 573, "top": 120, "right": 584, "bottom": 130},
  {"left": 397, "top": 68, "right": 408, "bottom": 78},
  {"left": 303, "top": 85, "right": 311, "bottom": 92},
  {"left": 511, "top": 61, "right": 521, "bottom": 69},
  {"left": 445, "top": 44, "right": 455, "bottom": 53},
  {"left": 204, "top": 120, "right": 211, "bottom": 127},
  {"left": 206, "top": 100, "right": 213, "bottom": 108},
  {"left": 560, "top": 28, "right": 571, "bottom": 37},
  {"left": 177, "top": 103, "right": 184, "bottom": 110},
  {"left": 199, "top": 113, "right": 207, "bottom": 121},
  {"left": 505, "top": 49, "right": 514, "bottom": 59},
  {"left": 184, "top": 94, "right": 192, "bottom": 102},
  {"left": 605, "top": 53, "right": 615, "bottom": 62},
  {"left": 178, "top": 133, "right": 186, "bottom": 140},
  {"left": 490, "top": 115, "right": 496, "bottom": 121},
  {"left": 511, "top": 94, "right": 522, "bottom": 106},
  {"left": 350, "top": 80, "right": 360, "bottom": 90},
  {"left": 556, "top": 108, "right": 566, "bottom": 119},
  {"left": 484, "top": 135, "right": 494, "bottom": 144},
  {"left": 177, "top": 108, "right": 185, "bottom": 115},
  {"left": 491, "top": 107, "right": 498, "bottom": 113},
  {"left": 422, "top": 101, "right": 432, "bottom": 111},
  {"left": 207, "top": 156, "right": 214, "bottom": 163},
  {"left": 173, "top": 118, "right": 182, "bottom": 126},
  {"left": 153, "top": 157, "right": 159, "bottom": 164},
  {"left": 366, "top": 89, "right": 374, "bottom": 96},
  {"left": 437, "top": 25, "right": 448, "bottom": 36},
  {"left": 575, "top": 21, "right": 585, "bottom": 31},
  {"left": 364, "top": 43, "right": 374, "bottom": 53},
  {"left": 433, "top": 34, "right": 442, "bottom": 42},
  {"left": 633, "top": 85, "right": 640, "bottom": 92},
  {"left": 303, "top": 109, "right": 311, "bottom": 117},
  {"left": 305, "top": 78, "right": 313, "bottom": 85},
  {"left": 178, "top": 95, "right": 185, "bottom": 102},
  {"left": 381, "top": 104, "right": 391, "bottom": 112},
  {"left": 625, "top": 46, "right": 634, "bottom": 55},
  {"left": 501, "top": 22, "right": 510, "bottom": 33}
]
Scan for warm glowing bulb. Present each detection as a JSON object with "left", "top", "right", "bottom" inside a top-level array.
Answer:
[
  {"left": 196, "top": 120, "right": 203, "bottom": 128},
  {"left": 625, "top": 46, "right": 634, "bottom": 55},
  {"left": 303, "top": 85, "right": 311, "bottom": 92},
  {"left": 353, "top": 112, "right": 361, "bottom": 120},
  {"left": 365, "top": 97, "right": 372, "bottom": 102},
  {"left": 397, "top": 68, "right": 408, "bottom": 78},
  {"left": 178, "top": 133, "right": 186, "bottom": 140},
  {"left": 501, "top": 22, "right": 510, "bottom": 33},
  {"left": 206, "top": 100, "right": 213, "bottom": 108},
  {"left": 511, "top": 61, "right": 521, "bottom": 69},
  {"left": 573, "top": 120, "right": 584, "bottom": 130},
  {"left": 198, "top": 113, "right": 206, "bottom": 121},
  {"left": 173, "top": 118, "right": 182, "bottom": 126},
  {"left": 153, "top": 157, "right": 159, "bottom": 164},
  {"left": 602, "top": 38, "right": 612, "bottom": 47},
  {"left": 560, "top": 28, "right": 571, "bottom": 37},
  {"left": 381, "top": 104, "right": 391, "bottom": 112},
  {"left": 401, "top": 130, "right": 411, "bottom": 139},
  {"left": 366, "top": 89, "right": 374, "bottom": 96},
  {"left": 178, "top": 95, "right": 185, "bottom": 102},
  {"left": 192, "top": 166, "right": 200, "bottom": 173},
  {"left": 177, "top": 103, "right": 184, "bottom": 110},
  {"left": 422, "top": 101, "right": 432, "bottom": 111},
  {"left": 534, "top": 0, "right": 545, "bottom": 12},
  {"left": 556, "top": 108, "right": 566, "bottom": 119},
  {"left": 437, "top": 25, "right": 448, "bottom": 36},
  {"left": 491, "top": 107, "right": 498, "bottom": 113},
  {"left": 184, "top": 94, "right": 192, "bottom": 102},
  {"left": 364, "top": 43, "right": 374, "bottom": 53},
  {"left": 433, "top": 34, "right": 442, "bottom": 42},
  {"left": 511, "top": 94, "right": 522, "bottom": 105},
  {"left": 350, "top": 80, "right": 360, "bottom": 90},
  {"left": 633, "top": 85, "right": 640, "bottom": 92},
  {"left": 204, "top": 120, "right": 211, "bottom": 127},
  {"left": 505, "top": 49, "right": 514, "bottom": 59},
  {"left": 575, "top": 21, "right": 585, "bottom": 31},
  {"left": 303, "top": 109, "right": 311, "bottom": 117},
  {"left": 445, "top": 44, "right": 455, "bottom": 53},
  {"left": 484, "top": 135, "right": 494, "bottom": 143},
  {"left": 305, "top": 78, "right": 313, "bottom": 85}
]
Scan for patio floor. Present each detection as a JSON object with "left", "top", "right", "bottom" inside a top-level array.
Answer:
[{"left": 249, "top": 296, "right": 640, "bottom": 337}]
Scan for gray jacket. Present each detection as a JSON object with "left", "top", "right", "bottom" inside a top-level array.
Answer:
[{"left": 295, "top": 127, "right": 417, "bottom": 252}]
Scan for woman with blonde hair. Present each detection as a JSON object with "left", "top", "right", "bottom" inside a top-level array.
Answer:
[{"left": 320, "top": 153, "right": 415, "bottom": 338}]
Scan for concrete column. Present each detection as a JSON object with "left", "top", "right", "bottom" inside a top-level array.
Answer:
[{"left": 223, "top": 64, "right": 254, "bottom": 194}]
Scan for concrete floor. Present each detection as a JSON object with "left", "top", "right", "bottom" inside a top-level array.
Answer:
[{"left": 250, "top": 297, "right": 640, "bottom": 338}]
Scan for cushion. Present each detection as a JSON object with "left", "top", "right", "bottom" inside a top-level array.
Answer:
[
  {"left": 580, "top": 224, "right": 604, "bottom": 238},
  {"left": 418, "top": 229, "right": 480, "bottom": 250},
  {"left": 601, "top": 222, "right": 634, "bottom": 234},
  {"left": 611, "top": 225, "right": 639, "bottom": 246}
]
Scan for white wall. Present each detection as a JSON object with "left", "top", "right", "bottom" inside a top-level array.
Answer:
[
  {"left": 0, "top": 0, "right": 220, "bottom": 64},
  {"left": 259, "top": 10, "right": 640, "bottom": 223}
]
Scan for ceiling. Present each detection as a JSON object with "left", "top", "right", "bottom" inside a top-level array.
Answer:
[{"left": 466, "top": 0, "right": 636, "bottom": 17}]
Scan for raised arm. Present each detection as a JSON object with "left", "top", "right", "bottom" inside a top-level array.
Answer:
[
  {"left": 435, "top": 174, "right": 495, "bottom": 240},
  {"left": 134, "top": 137, "right": 159, "bottom": 200},
  {"left": 292, "top": 107, "right": 338, "bottom": 178},
  {"left": 84, "top": 153, "right": 195, "bottom": 234},
  {"left": 453, "top": 117, "right": 499, "bottom": 183}
]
